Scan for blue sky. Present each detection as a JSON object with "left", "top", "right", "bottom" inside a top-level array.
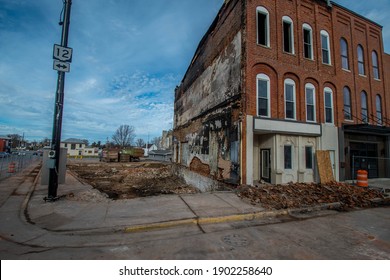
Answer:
[{"left": 0, "top": 0, "right": 389, "bottom": 144}]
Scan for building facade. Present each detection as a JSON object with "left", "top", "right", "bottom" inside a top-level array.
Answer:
[
  {"left": 173, "top": 0, "right": 390, "bottom": 185},
  {"left": 61, "top": 138, "right": 88, "bottom": 157}
]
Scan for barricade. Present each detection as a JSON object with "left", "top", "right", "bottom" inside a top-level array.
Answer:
[
  {"left": 356, "top": 170, "right": 368, "bottom": 187},
  {"left": 8, "top": 162, "right": 16, "bottom": 173}
]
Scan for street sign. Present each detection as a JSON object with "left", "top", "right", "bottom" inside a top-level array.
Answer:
[
  {"left": 53, "top": 60, "right": 70, "bottom": 72},
  {"left": 53, "top": 44, "right": 73, "bottom": 62}
]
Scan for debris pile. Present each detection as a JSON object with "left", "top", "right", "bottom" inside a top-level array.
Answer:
[
  {"left": 68, "top": 161, "right": 199, "bottom": 200},
  {"left": 237, "top": 182, "right": 385, "bottom": 211}
]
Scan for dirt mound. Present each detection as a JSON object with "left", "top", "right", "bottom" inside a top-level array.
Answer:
[
  {"left": 68, "top": 161, "right": 199, "bottom": 199},
  {"left": 237, "top": 182, "right": 385, "bottom": 211}
]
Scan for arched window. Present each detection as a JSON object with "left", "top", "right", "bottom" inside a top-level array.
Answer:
[
  {"left": 303, "top": 24, "right": 313, "bottom": 59},
  {"left": 305, "top": 83, "right": 316, "bottom": 122},
  {"left": 376, "top": 95, "right": 383, "bottom": 125},
  {"left": 324, "top": 87, "right": 333, "bottom": 123},
  {"left": 321, "top": 30, "right": 331, "bottom": 65},
  {"left": 340, "top": 38, "right": 349, "bottom": 70},
  {"left": 282, "top": 16, "right": 294, "bottom": 54},
  {"left": 343, "top": 87, "right": 352, "bottom": 120},
  {"left": 361, "top": 91, "right": 368, "bottom": 123},
  {"left": 257, "top": 74, "right": 271, "bottom": 117},
  {"left": 372, "top": 51, "right": 380, "bottom": 79},
  {"left": 284, "top": 79, "right": 296, "bottom": 120},
  {"left": 358, "top": 45, "right": 365, "bottom": 75},
  {"left": 257, "top": 7, "right": 270, "bottom": 47}
]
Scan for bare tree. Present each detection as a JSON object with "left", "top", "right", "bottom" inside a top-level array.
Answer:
[
  {"left": 112, "top": 125, "right": 136, "bottom": 148},
  {"left": 135, "top": 138, "right": 145, "bottom": 147}
]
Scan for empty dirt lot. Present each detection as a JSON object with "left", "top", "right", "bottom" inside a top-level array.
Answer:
[
  {"left": 67, "top": 159, "right": 387, "bottom": 211},
  {"left": 67, "top": 160, "right": 199, "bottom": 199}
]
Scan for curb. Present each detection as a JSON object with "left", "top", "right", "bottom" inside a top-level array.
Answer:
[
  {"left": 123, "top": 202, "right": 348, "bottom": 233},
  {"left": 124, "top": 209, "right": 289, "bottom": 233}
]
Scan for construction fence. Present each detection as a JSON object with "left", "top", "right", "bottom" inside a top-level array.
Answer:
[
  {"left": 351, "top": 155, "right": 390, "bottom": 180},
  {"left": 0, "top": 153, "right": 42, "bottom": 181}
]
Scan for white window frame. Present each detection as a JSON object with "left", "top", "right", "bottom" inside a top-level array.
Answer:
[
  {"left": 256, "top": 74, "right": 271, "bottom": 118},
  {"left": 256, "top": 6, "right": 270, "bottom": 47},
  {"left": 284, "top": 78, "right": 296, "bottom": 120},
  {"left": 282, "top": 16, "right": 295, "bottom": 54},
  {"left": 321, "top": 30, "right": 331, "bottom": 65},
  {"left": 305, "top": 83, "right": 316, "bottom": 122},
  {"left": 324, "top": 87, "right": 334, "bottom": 124},
  {"left": 303, "top": 23, "right": 313, "bottom": 60}
]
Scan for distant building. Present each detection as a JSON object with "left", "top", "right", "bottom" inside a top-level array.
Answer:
[
  {"left": 143, "top": 144, "right": 158, "bottom": 157},
  {"left": 61, "top": 138, "right": 87, "bottom": 157},
  {"left": 160, "top": 130, "right": 173, "bottom": 150},
  {"left": 149, "top": 150, "right": 173, "bottom": 162},
  {"left": 0, "top": 136, "right": 11, "bottom": 152}
]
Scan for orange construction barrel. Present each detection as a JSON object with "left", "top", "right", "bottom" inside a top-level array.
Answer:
[
  {"left": 356, "top": 170, "right": 368, "bottom": 187},
  {"left": 8, "top": 162, "right": 16, "bottom": 173}
]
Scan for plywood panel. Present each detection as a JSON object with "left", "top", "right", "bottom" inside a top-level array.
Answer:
[{"left": 316, "top": 150, "right": 334, "bottom": 184}]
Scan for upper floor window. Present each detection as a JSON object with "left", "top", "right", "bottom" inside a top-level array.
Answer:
[
  {"left": 372, "top": 51, "right": 380, "bottom": 79},
  {"left": 340, "top": 38, "right": 349, "bottom": 70},
  {"left": 305, "top": 83, "right": 316, "bottom": 122},
  {"left": 324, "top": 87, "right": 333, "bottom": 123},
  {"left": 361, "top": 91, "right": 368, "bottom": 123},
  {"left": 321, "top": 30, "right": 331, "bottom": 65},
  {"left": 284, "top": 79, "right": 296, "bottom": 120},
  {"left": 376, "top": 95, "right": 383, "bottom": 125},
  {"left": 343, "top": 87, "right": 352, "bottom": 120},
  {"left": 358, "top": 45, "right": 365, "bottom": 75},
  {"left": 257, "top": 74, "right": 271, "bottom": 117},
  {"left": 282, "top": 16, "right": 294, "bottom": 54},
  {"left": 257, "top": 7, "right": 270, "bottom": 47},
  {"left": 303, "top": 24, "right": 313, "bottom": 59}
]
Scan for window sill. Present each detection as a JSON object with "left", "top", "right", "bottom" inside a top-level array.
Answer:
[
  {"left": 374, "top": 78, "right": 381, "bottom": 82},
  {"left": 358, "top": 74, "right": 367, "bottom": 78},
  {"left": 257, "top": 43, "right": 271, "bottom": 49},
  {"left": 342, "top": 68, "right": 351, "bottom": 73},
  {"left": 282, "top": 51, "right": 296, "bottom": 56}
]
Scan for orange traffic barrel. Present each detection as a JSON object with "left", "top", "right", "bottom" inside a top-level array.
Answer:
[
  {"left": 8, "top": 162, "right": 16, "bottom": 173},
  {"left": 357, "top": 170, "right": 368, "bottom": 187}
]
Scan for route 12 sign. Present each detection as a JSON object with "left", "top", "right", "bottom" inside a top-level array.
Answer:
[{"left": 53, "top": 44, "right": 73, "bottom": 62}]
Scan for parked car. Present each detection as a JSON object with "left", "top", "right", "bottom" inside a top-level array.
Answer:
[{"left": 0, "top": 152, "right": 10, "bottom": 158}]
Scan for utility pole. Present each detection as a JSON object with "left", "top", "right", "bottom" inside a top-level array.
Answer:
[{"left": 46, "top": 0, "right": 73, "bottom": 202}]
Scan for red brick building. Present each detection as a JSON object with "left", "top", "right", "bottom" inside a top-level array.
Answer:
[
  {"left": 0, "top": 136, "right": 11, "bottom": 152},
  {"left": 173, "top": 0, "right": 390, "bottom": 185}
]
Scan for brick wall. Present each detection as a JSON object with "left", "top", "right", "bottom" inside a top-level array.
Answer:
[{"left": 244, "top": 0, "right": 387, "bottom": 126}]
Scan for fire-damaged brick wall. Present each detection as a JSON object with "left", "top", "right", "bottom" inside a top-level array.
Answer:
[{"left": 173, "top": 0, "right": 243, "bottom": 183}]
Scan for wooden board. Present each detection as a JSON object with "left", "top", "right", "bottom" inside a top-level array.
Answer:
[{"left": 316, "top": 150, "right": 334, "bottom": 184}]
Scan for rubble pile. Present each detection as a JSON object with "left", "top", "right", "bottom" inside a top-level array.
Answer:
[
  {"left": 68, "top": 162, "right": 199, "bottom": 200},
  {"left": 237, "top": 182, "right": 385, "bottom": 211}
]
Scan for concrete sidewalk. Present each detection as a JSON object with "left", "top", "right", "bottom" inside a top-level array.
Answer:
[
  {"left": 1, "top": 161, "right": 291, "bottom": 249},
  {"left": 28, "top": 167, "right": 275, "bottom": 233}
]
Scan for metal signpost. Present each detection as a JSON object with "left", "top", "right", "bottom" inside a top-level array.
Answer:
[{"left": 46, "top": 0, "right": 73, "bottom": 202}]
